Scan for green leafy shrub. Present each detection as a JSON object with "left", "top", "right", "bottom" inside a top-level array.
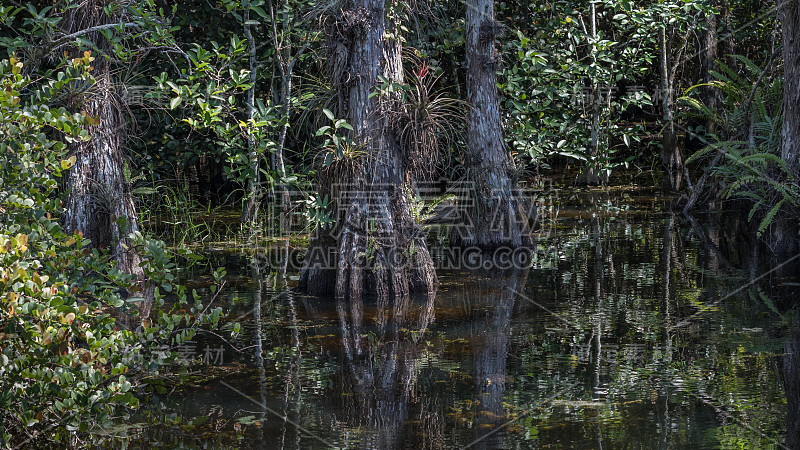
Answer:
[
  {"left": 0, "top": 57, "right": 223, "bottom": 447},
  {"left": 497, "top": 2, "right": 656, "bottom": 178}
]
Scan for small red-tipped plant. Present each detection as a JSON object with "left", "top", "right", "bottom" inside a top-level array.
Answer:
[{"left": 415, "top": 62, "right": 428, "bottom": 80}]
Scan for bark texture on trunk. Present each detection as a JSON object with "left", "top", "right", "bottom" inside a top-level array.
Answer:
[
  {"left": 299, "top": 0, "right": 437, "bottom": 300},
  {"left": 576, "top": 3, "right": 604, "bottom": 187},
  {"left": 63, "top": 71, "right": 142, "bottom": 276},
  {"left": 241, "top": 9, "right": 261, "bottom": 224},
  {"left": 686, "top": 6, "right": 719, "bottom": 155},
  {"left": 458, "top": 0, "right": 534, "bottom": 249},
  {"left": 660, "top": 25, "right": 683, "bottom": 192},
  {"left": 702, "top": 8, "right": 719, "bottom": 133},
  {"left": 780, "top": 0, "right": 800, "bottom": 177},
  {"left": 767, "top": 0, "right": 800, "bottom": 253},
  {"left": 60, "top": 2, "right": 150, "bottom": 322}
]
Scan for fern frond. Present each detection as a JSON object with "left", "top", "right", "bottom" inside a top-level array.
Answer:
[
  {"left": 685, "top": 140, "right": 746, "bottom": 164},
  {"left": 736, "top": 152, "right": 791, "bottom": 173},
  {"left": 748, "top": 199, "right": 765, "bottom": 222},
  {"left": 724, "top": 175, "right": 761, "bottom": 198},
  {"left": 732, "top": 55, "right": 763, "bottom": 78},
  {"left": 757, "top": 198, "right": 785, "bottom": 237},
  {"left": 677, "top": 96, "right": 717, "bottom": 119}
]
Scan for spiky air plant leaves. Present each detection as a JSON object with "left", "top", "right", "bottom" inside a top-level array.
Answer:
[{"left": 386, "top": 60, "right": 466, "bottom": 179}]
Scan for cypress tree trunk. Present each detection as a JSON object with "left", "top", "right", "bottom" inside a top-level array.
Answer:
[
  {"left": 299, "top": 0, "right": 437, "bottom": 300},
  {"left": 660, "top": 25, "right": 683, "bottom": 192},
  {"left": 241, "top": 9, "right": 261, "bottom": 224},
  {"left": 63, "top": 71, "right": 143, "bottom": 277},
  {"left": 577, "top": 2, "right": 605, "bottom": 186},
  {"left": 765, "top": 0, "right": 800, "bottom": 253},
  {"left": 59, "top": 2, "right": 150, "bottom": 322},
  {"left": 780, "top": 0, "right": 800, "bottom": 177},
  {"left": 702, "top": 7, "right": 719, "bottom": 133},
  {"left": 685, "top": 5, "right": 719, "bottom": 155},
  {"left": 458, "top": 0, "right": 534, "bottom": 249}
]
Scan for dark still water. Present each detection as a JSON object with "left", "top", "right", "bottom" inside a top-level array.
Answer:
[{"left": 129, "top": 187, "right": 799, "bottom": 449}]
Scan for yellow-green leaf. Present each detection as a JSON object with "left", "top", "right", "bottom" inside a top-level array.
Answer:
[{"left": 61, "top": 156, "right": 77, "bottom": 170}]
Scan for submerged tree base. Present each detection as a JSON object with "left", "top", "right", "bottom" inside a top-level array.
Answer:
[{"left": 299, "top": 183, "right": 438, "bottom": 300}]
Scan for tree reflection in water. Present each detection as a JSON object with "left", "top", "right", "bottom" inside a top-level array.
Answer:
[
  {"left": 130, "top": 192, "right": 800, "bottom": 448},
  {"left": 467, "top": 263, "right": 529, "bottom": 450},
  {"left": 330, "top": 252, "right": 531, "bottom": 449},
  {"left": 784, "top": 328, "right": 800, "bottom": 449},
  {"left": 334, "top": 287, "right": 437, "bottom": 448}
]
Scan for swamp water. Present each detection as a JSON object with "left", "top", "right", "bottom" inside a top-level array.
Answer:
[{"left": 128, "top": 186, "right": 799, "bottom": 449}]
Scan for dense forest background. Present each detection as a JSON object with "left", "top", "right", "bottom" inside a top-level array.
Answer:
[{"left": 1, "top": 0, "right": 798, "bottom": 446}]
